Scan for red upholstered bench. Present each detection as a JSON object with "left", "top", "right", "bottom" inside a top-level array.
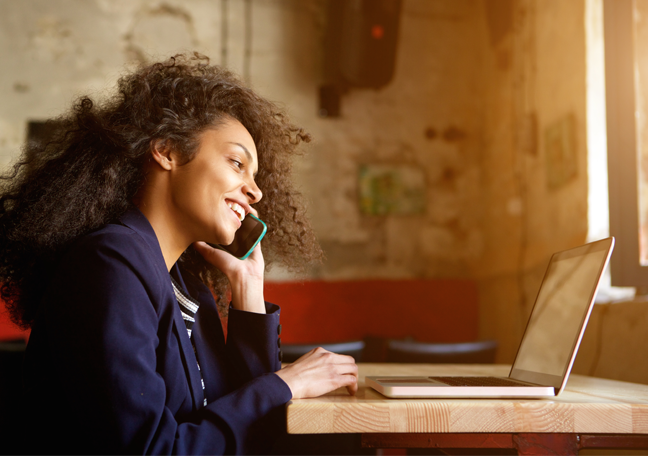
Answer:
[{"left": 264, "top": 279, "right": 479, "bottom": 345}]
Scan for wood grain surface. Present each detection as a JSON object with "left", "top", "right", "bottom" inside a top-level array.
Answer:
[{"left": 286, "top": 364, "right": 648, "bottom": 434}]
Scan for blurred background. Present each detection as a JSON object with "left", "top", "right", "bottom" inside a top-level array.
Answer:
[{"left": 1, "top": 0, "right": 647, "bottom": 386}]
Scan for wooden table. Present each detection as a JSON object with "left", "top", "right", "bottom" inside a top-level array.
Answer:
[{"left": 286, "top": 364, "right": 648, "bottom": 455}]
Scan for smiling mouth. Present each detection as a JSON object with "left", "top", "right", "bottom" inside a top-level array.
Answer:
[{"left": 228, "top": 201, "right": 245, "bottom": 221}]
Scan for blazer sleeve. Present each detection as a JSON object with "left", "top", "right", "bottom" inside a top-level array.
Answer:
[
  {"left": 181, "top": 271, "right": 283, "bottom": 383},
  {"left": 36, "top": 232, "right": 292, "bottom": 455},
  {"left": 226, "top": 303, "right": 283, "bottom": 383}
]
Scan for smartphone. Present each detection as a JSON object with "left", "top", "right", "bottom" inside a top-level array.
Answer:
[{"left": 210, "top": 213, "right": 267, "bottom": 260}]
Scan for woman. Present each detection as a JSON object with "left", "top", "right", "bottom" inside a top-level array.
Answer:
[{"left": 0, "top": 54, "right": 357, "bottom": 455}]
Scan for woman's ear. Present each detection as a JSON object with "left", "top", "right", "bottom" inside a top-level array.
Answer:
[{"left": 150, "top": 139, "right": 175, "bottom": 171}]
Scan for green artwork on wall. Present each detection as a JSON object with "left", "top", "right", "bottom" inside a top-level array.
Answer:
[
  {"left": 358, "top": 164, "right": 426, "bottom": 215},
  {"left": 545, "top": 114, "right": 577, "bottom": 190}
]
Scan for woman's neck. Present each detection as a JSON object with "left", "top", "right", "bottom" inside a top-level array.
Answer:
[{"left": 134, "top": 181, "right": 191, "bottom": 272}]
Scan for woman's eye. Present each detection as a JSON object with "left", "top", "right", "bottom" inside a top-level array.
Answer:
[{"left": 232, "top": 159, "right": 243, "bottom": 169}]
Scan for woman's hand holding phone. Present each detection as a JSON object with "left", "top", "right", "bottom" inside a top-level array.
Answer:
[
  {"left": 194, "top": 213, "right": 268, "bottom": 314},
  {"left": 193, "top": 240, "right": 266, "bottom": 314}
]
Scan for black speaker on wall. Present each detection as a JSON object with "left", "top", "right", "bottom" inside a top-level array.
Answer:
[{"left": 320, "top": 0, "right": 402, "bottom": 117}]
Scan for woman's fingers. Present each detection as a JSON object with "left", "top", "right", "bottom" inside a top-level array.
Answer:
[
  {"left": 275, "top": 348, "right": 359, "bottom": 399},
  {"left": 246, "top": 240, "right": 264, "bottom": 263},
  {"left": 329, "top": 361, "right": 359, "bottom": 396}
]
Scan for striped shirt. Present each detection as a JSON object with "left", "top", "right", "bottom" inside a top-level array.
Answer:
[{"left": 171, "top": 277, "right": 207, "bottom": 407}]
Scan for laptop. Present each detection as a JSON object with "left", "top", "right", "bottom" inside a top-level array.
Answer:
[{"left": 366, "top": 237, "right": 615, "bottom": 398}]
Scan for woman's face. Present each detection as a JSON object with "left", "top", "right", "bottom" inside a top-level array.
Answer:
[{"left": 169, "top": 118, "right": 262, "bottom": 246}]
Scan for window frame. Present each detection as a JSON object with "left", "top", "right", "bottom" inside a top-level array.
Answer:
[{"left": 603, "top": 0, "right": 648, "bottom": 289}]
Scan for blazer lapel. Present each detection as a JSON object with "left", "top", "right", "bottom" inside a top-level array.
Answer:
[
  {"left": 169, "top": 265, "right": 206, "bottom": 411},
  {"left": 192, "top": 294, "right": 230, "bottom": 401},
  {"left": 119, "top": 207, "right": 205, "bottom": 411},
  {"left": 170, "top": 294, "right": 205, "bottom": 411},
  {"left": 176, "top": 265, "right": 231, "bottom": 401}
]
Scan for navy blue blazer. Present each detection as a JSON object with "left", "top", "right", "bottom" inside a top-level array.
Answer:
[{"left": 23, "top": 208, "right": 292, "bottom": 455}]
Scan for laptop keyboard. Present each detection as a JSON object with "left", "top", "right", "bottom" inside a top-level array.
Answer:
[{"left": 429, "top": 376, "right": 534, "bottom": 387}]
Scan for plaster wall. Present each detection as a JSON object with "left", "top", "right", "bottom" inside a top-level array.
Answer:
[
  {"left": 574, "top": 300, "right": 648, "bottom": 385},
  {"left": 0, "top": 0, "right": 224, "bottom": 166},
  {"left": 477, "top": 0, "right": 589, "bottom": 362},
  {"left": 0, "top": 0, "right": 489, "bottom": 281},
  {"left": 300, "top": 1, "right": 487, "bottom": 281}
]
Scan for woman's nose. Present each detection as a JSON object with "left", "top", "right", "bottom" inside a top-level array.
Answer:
[{"left": 244, "top": 180, "right": 263, "bottom": 204}]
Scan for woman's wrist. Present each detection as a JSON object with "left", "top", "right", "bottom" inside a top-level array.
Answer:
[{"left": 228, "top": 271, "right": 265, "bottom": 314}]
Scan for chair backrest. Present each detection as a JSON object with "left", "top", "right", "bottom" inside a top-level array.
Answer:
[
  {"left": 281, "top": 340, "right": 365, "bottom": 363},
  {"left": 385, "top": 339, "right": 498, "bottom": 364}
]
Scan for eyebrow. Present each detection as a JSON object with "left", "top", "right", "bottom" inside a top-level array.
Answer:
[{"left": 228, "top": 142, "right": 258, "bottom": 176}]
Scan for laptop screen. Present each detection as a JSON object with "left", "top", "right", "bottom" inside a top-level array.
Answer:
[{"left": 511, "top": 238, "right": 613, "bottom": 386}]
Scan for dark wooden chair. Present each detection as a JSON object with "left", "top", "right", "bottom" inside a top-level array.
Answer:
[
  {"left": 385, "top": 339, "right": 498, "bottom": 364},
  {"left": 281, "top": 340, "right": 365, "bottom": 363}
]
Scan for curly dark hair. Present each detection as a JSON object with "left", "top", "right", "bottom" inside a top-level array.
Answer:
[{"left": 0, "top": 53, "right": 322, "bottom": 329}]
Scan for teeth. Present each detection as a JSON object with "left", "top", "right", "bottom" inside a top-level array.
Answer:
[{"left": 228, "top": 202, "right": 245, "bottom": 221}]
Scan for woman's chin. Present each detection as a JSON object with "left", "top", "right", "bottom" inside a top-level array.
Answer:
[{"left": 219, "top": 234, "right": 236, "bottom": 247}]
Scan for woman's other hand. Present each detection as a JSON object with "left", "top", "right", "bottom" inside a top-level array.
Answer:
[
  {"left": 193, "top": 240, "right": 265, "bottom": 314},
  {"left": 275, "top": 347, "right": 359, "bottom": 399}
]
